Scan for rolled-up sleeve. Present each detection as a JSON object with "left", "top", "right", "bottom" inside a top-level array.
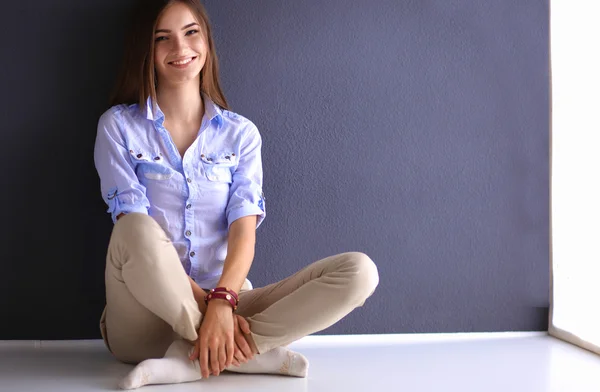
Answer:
[
  {"left": 93, "top": 107, "right": 150, "bottom": 224},
  {"left": 226, "top": 124, "right": 266, "bottom": 229}
]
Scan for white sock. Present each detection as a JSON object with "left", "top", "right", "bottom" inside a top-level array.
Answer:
[
  {"left": 118, "top": 339, "right": 309, "bottom": 390},
  {"left": 225, "top": 346, "right": 309, "bottom": 378},
  {"left": 118, "top": 340, "right": 200, "bottom": 390}
]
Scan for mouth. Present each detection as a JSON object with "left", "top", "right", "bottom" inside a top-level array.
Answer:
[{"left": 168, "top": 56, "right": 198, "bottom": 68}]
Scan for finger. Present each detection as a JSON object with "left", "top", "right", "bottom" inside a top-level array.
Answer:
[
  {"left": 233, "top": 318, "right": 250, "bottom": 360},
  {"left": 211, "top": 343, "right": 221, "bottom": 376},
  {"left": 237, "top": 317, "right": 254, "bottom": 359},
  {"left": 235, "top": 333, "right": 253, "bottom": 360},
  {"left": 219, "top": 344, "right": 227, "bottom": 372},
  {"left": 226, "top": 336, "right": 235, "bottom": 368},
  {"left": 238, "top": 316, "right": 251, "bottom": 335},
  {"left": 200, "top": 339, "right": 210, "bottom": 378},
  {"left": 232, "top": 358, "right": 240, "bottom": 367},
  {"left": 234, "top": 346, "right": 247, "bottom": 363},
  {"left": 234, "top": 343, "right": 247, "bottom": 362}
]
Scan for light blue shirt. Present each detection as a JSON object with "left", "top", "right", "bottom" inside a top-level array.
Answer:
[{"left": 93, "top": 93, "right": 265, "bottom": 289}]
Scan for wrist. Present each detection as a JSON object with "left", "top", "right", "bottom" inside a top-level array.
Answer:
[
  {"left": 198, "top": 299, "right": 208, "bottom": 314},
  {"left": 186, "top": 276, "right": 209, "bottom": 312},
  {"left": 204, "top": 287, "right": 239, "bottom": 311},
  {"left": 207, "top": 299, "right": 234, "bottom": 312}
]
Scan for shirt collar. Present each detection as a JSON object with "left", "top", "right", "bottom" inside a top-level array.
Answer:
[
  {"left": 202, "top": 92, "right": 224, "bottom": 129},
  {"left": 145, "top": 93, "right": 223, "bottom": 129}
]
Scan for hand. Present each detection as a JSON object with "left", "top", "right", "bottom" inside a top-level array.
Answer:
[
  {"left": 232, "top": 314, "right": 255, "bottom": 366},
  {"left": 189, "top": 301, "right": 234, "bottom": 378}
]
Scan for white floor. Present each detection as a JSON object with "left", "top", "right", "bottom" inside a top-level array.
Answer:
[{"left": 1, "top": 332, "right": 599, "bottom": 392}]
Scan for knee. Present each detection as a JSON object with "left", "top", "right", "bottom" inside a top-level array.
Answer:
[
  {"left": 342, "top": 252, "right": 379, "bottom": 298},
  {"left": 111, "top": 213, "right": 165, "bottom": 252},
  {"left": 114, "top": 212, "right": 155, "bottom": 231}
]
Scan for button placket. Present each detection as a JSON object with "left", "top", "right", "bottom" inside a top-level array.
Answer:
[{"left": 181, "top": 151, "right": 196, "bottom": 266}]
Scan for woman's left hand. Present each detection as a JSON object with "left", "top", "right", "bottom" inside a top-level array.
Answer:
[
  {"left": 189, "top": 300, "right": 234, "bottom": 378},
  {"left": 233, "top": 314, "right": 254, "bottom": 364}
]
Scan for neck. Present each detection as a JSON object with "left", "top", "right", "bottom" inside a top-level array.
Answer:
[{"left": 156, "top": 80, "right": 204, "bottom": 125}]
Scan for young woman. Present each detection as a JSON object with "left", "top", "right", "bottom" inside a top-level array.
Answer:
[{"left": 94, "top": 0, "right": 379, "bottom": 389}]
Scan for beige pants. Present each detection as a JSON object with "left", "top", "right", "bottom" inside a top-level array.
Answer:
[{"left": 100, "top": 213, "right": 379, "bottom": 364}]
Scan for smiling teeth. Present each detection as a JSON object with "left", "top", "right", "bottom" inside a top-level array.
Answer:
[{"left": 172, "top": 58, "right": 193, "bottom": 65}]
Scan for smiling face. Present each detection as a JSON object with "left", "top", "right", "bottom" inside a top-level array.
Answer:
[{"left": 153, "top": 2, "right": 208, "bottom": 88}]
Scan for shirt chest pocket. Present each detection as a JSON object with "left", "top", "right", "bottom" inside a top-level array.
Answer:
[
  {"left": 129, "top": 149, "right": 175, "bottom": 181},
  {"left": 200, "top": 151, "right": 237, "bottom": 183}
]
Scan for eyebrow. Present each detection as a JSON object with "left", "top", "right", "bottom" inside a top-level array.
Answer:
[{"left": 155, "top": 22, "right": 199, "bottom": 34}]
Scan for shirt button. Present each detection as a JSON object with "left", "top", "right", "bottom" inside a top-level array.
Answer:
[
  {"left": 187, "top": 178, "right": 192, "bottom": 183},
  {"left": 185, "top": 230, "right": 192, "bottom": 236},
  {"left": 190, "top": 251, "right": 196, "bottom": 257},
  {"left": 186, "top": 204, "right": 192, "bottom": 209}
]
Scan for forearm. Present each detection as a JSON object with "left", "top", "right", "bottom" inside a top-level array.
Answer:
[
  {"left": 187, "top": 276, "right": 209, "bottom": 313},
  {"left": 217, "top": 215, "right": 257, "bottom": 294},
  {"left": 118, "top": 213, "right": 253, "bottom": 311}
]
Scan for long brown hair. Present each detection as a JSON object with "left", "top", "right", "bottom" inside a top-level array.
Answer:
[{"left": 109, "top": 0, "right": 229, "bottom": 113}]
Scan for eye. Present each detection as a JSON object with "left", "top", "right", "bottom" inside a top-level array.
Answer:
[
  {"left": 186, "top": 29, "right": 198, "bottom": 36},
  {"left": 155, "top": 36, "right": 167, "bottom": 42}
]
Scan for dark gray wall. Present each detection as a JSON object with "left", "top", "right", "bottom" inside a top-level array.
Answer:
[{"left": 0, "top": 0, "right": 549, "bottom": 339}]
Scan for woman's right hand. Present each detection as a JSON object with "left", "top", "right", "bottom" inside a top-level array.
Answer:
[
  {"left": 190, "top": 313, "right": 255, "bottom": 372},
  {"left": 189, "top": 301, "right": 235, "bottom": 378}
]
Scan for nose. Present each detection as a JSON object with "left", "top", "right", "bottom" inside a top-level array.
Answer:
[{"left": 170, "top": 36, "right": 188, "bottom": 54}]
